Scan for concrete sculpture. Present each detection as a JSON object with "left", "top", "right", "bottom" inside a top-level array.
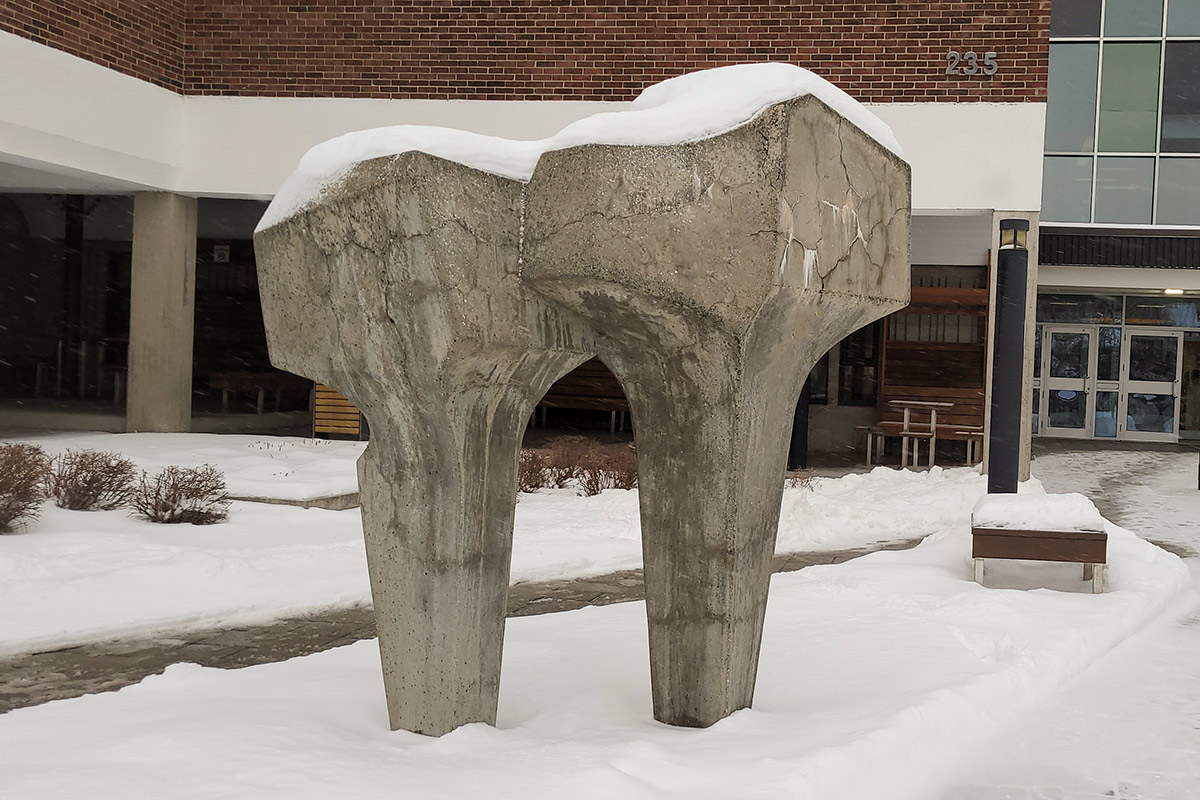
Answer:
[{"left": 254, "top": 64, "right": 910, "bottom": 736}]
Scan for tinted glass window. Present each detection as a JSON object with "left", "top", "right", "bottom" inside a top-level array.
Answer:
[
  {"left": 1168, "top": 0, "right": 1200, "bottom": 35},
  {"left": 1161, "top": 43, "right": 1200, "bottom": 153},
  {"left": 1098, "top": 326, "right": 1122, "bottom": 380},
  {"left": 1046, "top": 44, "right": 1099, "bottom": 152},
  {"left": 1126, "top": 297, "right": 1200, "bottom": 328},
  {"left": 1036, "top": 293, "right": 1123, "bottom": 324},
  {"left": 1157, "top": 158, "right": 1200, "bottom": 225},
  {"left": 1042, "top": 156, "right": 1094, "bottom": 222},
  {"left": 1050, "top": 0, "right": 1102, "bottom": 36},
  {"left": 1104, "top": 0, "right": 1164, "bottom": 36},
  {"left": 1094, "top": 156, "right": 1154, "bottom": 224},
  {"left": 1095, "top": 391, "right": 1118, "bottom": 437},
  {"left": 1098, "top": 43, "right": 1161, "bottom": 153}
]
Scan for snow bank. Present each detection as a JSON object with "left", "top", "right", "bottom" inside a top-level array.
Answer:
[
  {"left": 0, "top": 503, "right": 369, "bottom": 654},
  {"left": 10, "top": 432, "right": 364, "bottom": 501},
  {"left": 0, "top": 522, "right": 1186, "bottom": 800},
  {"left": 0, "top": 445, "right": 1019, "bottom": 656},
  {"left": 257, "top": 63, "right": 905, "bottom": 232},
  {"left": 972, "top": 492, "right": 1105, "bottom": 532}
]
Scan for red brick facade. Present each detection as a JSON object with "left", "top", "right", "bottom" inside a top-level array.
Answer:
[
  {"left": 0, "top": 0, "right": 185, "bottom": 92},
  {"left": 2, "top": 1, "right": 1050, "bottom": 102}
]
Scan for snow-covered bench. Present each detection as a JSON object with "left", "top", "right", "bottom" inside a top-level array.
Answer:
[{"left": 971, "top": 493, "right": 1108, "bottom": 593}]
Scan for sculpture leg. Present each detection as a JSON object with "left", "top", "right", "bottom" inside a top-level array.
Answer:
[
  {"left": 617, "top": 351, "right": 797, "bottom": 727},
  {"left": 358, "top": 401, "right": 521, "bottom": 736}
]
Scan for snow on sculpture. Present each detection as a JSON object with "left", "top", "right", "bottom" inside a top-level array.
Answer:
[{"left": 254, "top": 64, "right": 911, "bottom": 736}]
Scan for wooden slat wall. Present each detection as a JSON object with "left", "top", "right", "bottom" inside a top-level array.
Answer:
[
  {"left": 880, "top": 281, "right": 989, "bottom": 430},
  {"left": 314, "top": 384, "right": 362, "bottom": 437},
  {"left": 539, "top": 358, "right": 629, "bottom": 412}
]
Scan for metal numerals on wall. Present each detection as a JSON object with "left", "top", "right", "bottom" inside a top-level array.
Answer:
[{"left": 945, "top": 51, "right": 999, "bottom": 76}]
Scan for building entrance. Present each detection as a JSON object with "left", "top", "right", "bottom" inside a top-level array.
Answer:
[{"left": 1034, "top": 324, "right": 1184, "bottom": 442}]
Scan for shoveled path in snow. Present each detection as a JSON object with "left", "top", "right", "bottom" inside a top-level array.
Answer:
[{"left": 0, "top": 538, "right": 921, "bottom": 714}]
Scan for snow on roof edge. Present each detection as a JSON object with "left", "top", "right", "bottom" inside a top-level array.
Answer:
[{"left": 256, "top": 64, "right": 906, "bottom": 233}]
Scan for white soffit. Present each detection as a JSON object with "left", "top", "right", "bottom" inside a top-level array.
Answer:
[{"left": 1039, "top": 265, "right": 1200, "bottom": 293}]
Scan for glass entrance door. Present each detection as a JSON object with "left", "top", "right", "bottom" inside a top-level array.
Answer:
[
  {"left": 1120, "top": 329, "right": 1183, "bottom": 442},
  {"left": 1041, "top": 327, "right": 1095, "bottom": 438}
]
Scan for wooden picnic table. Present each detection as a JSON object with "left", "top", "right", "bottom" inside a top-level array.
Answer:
[{"left": 869, "top": 399, "right": 955, "bottom": 467}]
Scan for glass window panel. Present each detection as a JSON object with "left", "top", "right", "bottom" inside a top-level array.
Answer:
[
  {"left": 1031, "top": 386, "right": 1041, "bottom": 435},
  {"left": 1042, "top": 156, "right": 1094, "bottom": 223},
  {"left": 1129, "top": 334, "right": 1179, "bottom": 381},
  {"left": 1049, "top": 331, "right": 1090, "bottom": 378},
  {"left": 1095, "top": 391, "right": 1119, "bottom": 437},
  {"left": 1161, "top": 44, "right": 1200, "bottom": 153},
  {"left": 1104, "top": 0, "right": 1164, "bottom": 36},
  {"left": 1036, "top": 293, "right": 1123, "bottom": 324},
  {"left": 806, "top": 350, "right": 829, "bottom": 404},
  {"left": 1046, "top": 44, "right": 1100, "bottom": 152},
  {"left": 1051, "top": 0, "right": 1102, "bottom": 36},
  {"left": 1034, "top": 324, "right": 1043, "bottom": 379},
  {"left": 1098, "top": 43, "right": 1161, "bottom": 152},
  {"left": 1167, "top": 0, "right": 1200, "bottom": 35},
  {"left": 1049, "top": 390, "right": 1088, "bottom": 428},
  {"left": 1094, "top": 157, "right": 1154, "bottom": 224},
  {"left": 1125, "top": 297, "right": 1200, "bottom": 327},
  {"left": 1126, "top": 393, "right": 1176, "bottom": 433},
  {"left": 1098, "top": 326, "right": 1122, "bottom": 380},
  {"left": 1158, "top": 159, "right": 1200, "bottom": 225},
  {"left": 838, "top": 322, "right": 880, "bottom": 406}
]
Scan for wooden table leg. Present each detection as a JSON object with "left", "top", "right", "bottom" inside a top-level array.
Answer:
[{"left": 929, "top": 409, "right": 938, "bottom": 467}]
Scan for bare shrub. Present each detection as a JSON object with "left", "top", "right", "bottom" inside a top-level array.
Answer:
[
  {"left": 577, "top": 442, "right": 638, "bottom": 496},
  {"left": 131, "top": 465, "right": 230, "bottom": 525},
  {"left": 49, "top": 449, "right": 135, "bottom": 511},
  {"left": 576, "top": 461, "right": 610, "bottom": 497},
  {"left": 544, "top": 436, "right": 592, "bottom": 488},
  {"left": 0, "top": 443, "right": 50, "bottom": 533},
  {"left": 785, "top": 468, "right": 816, "bottom": 490},
  {"left": 604, "top": 445, "right": 638, "bottom": 491},
  {"left": 517, "top": 450, "right": 550, "bottom": 493}
]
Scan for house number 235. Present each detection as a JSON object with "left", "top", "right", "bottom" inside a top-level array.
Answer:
[{"left": 946, "top": 51, "right": 999, "bottom": 76}]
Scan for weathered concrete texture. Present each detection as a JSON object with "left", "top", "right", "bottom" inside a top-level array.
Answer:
[
  {"left": 255, "top": 95, "right": 909, "bottom": 735},
  {"left": 256, "top": 153, "right": 592, "bottom": 736},
  {"left": 127, "top": 192, "right": 197, "bottom": 433},
  {"left": 524, "top": 97, "right": 909, "bottom": 726}
]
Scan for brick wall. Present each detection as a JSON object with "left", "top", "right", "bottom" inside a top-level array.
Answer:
[
  {"left": 0, "top": 0, "right": 185, "bottom": 91},
  {"left": 3, "top": 1, "right": 1050, "bottom": 102}
]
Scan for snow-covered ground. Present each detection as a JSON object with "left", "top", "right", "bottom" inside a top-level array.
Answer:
[
  {"left": 0, "top": 433, "right": 996, "bottom": 656},
  {"left": 0, "top": 520, "right": 1186, "bottom": 800},
  {"left": 937, "top": 446, "right": 1200, "bottom": 799},
  {"left": 1, "top": 433, "right": 1194, "bottom": 798},
  {"left": 9, "top": 432, "right": 365, "bottom": 501}
]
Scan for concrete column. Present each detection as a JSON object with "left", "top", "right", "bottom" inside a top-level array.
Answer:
[
  {"left": 983, "top": 211, "right": 1039, "bottom": 480},
  {"left": 126, "top": 192, "right": 197, "bottom": 432}
]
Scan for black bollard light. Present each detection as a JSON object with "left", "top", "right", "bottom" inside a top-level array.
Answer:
[{"left": 987, "top": 218, "right": 1030, "bottom": 494}]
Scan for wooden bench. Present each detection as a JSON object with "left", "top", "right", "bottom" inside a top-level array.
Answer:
[
  {"left": 972, "top": 527, "right": 1107, "bottom": 593},
  {"left": 537, "top": 357, "right": 630, "bottom": 433},
  {"left": 971, "top": 494, "right": 1108, "bottom": 593},
  {"left": 861, "top": 422, "right": 934, "bottom": 467},
  {"left": 314, "top": 383, "right": 365, "bottom": 439},
  {"left": 209, "top": 371, "right": 308, "bottom": 414}
]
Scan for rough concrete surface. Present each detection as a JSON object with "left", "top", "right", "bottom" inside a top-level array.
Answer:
[{"left": 255, "top": 93, "right": 910, "bottom": 734}]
